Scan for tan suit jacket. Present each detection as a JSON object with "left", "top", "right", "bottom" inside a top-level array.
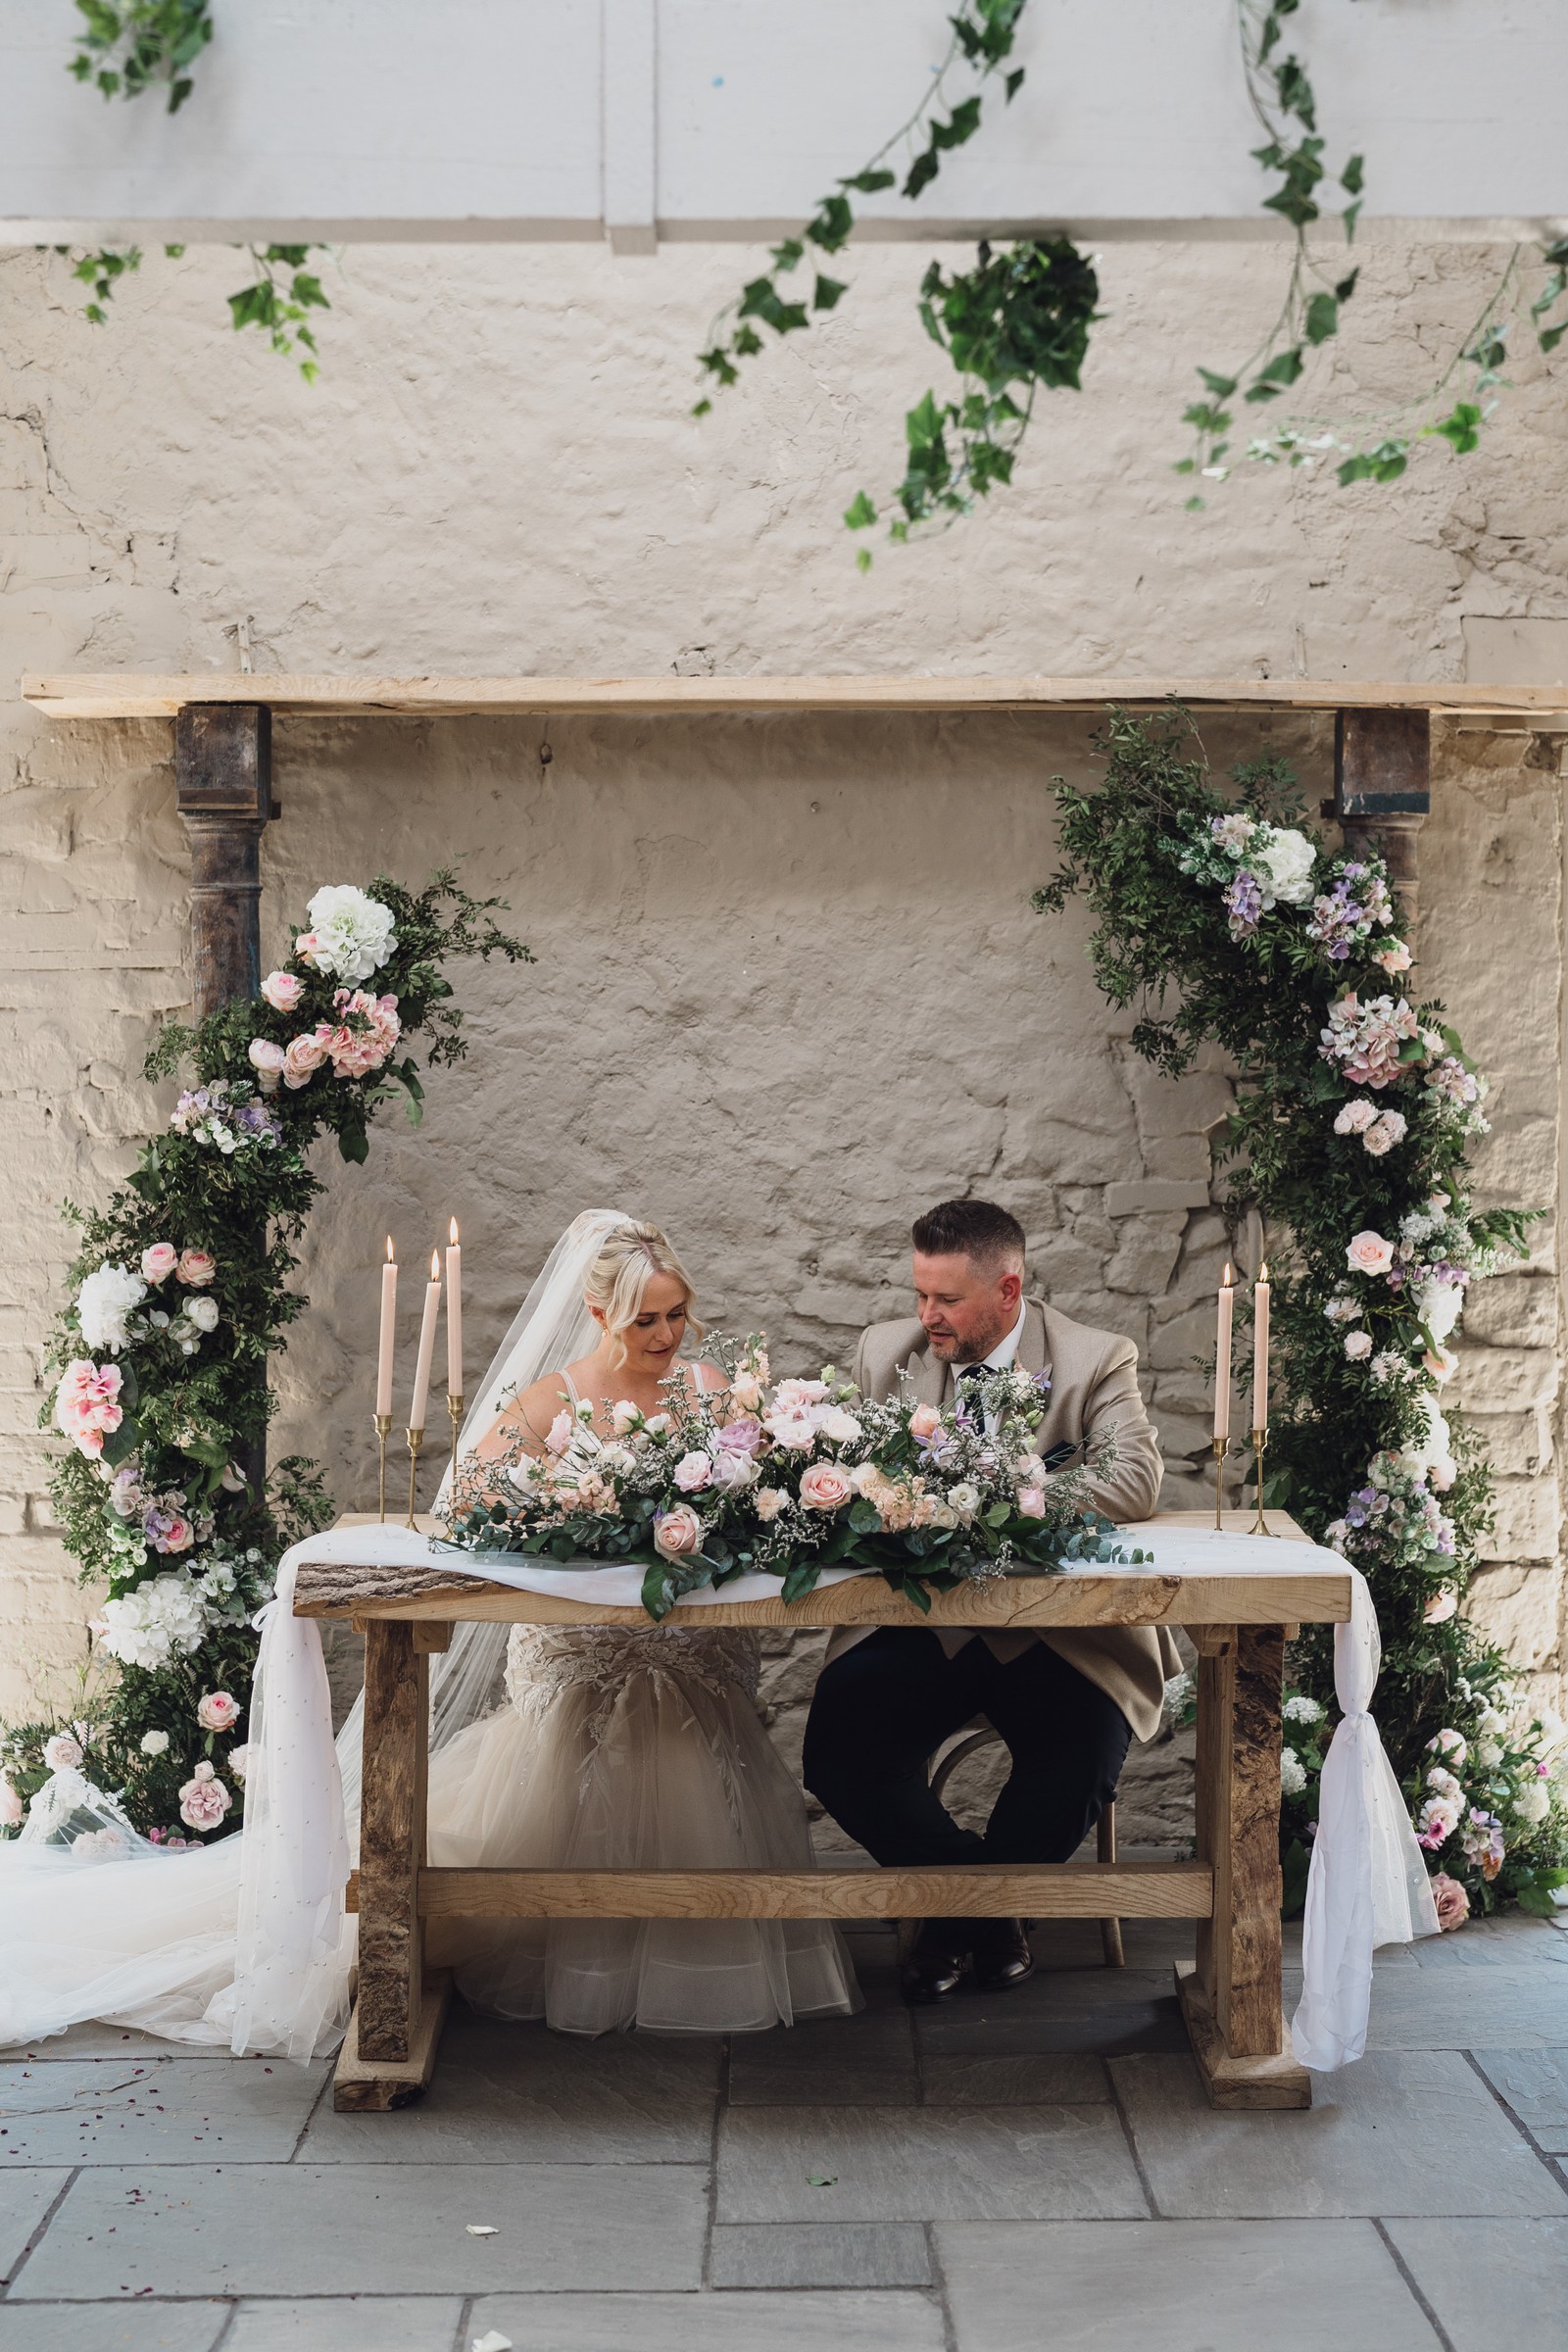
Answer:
[{"left": 831, "top": 1296, "right": 1179, "bottom": 1742}]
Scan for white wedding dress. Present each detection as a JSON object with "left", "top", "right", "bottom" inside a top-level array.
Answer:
[{"left": 0, "top": 1209, "right": 858, "bottom": 2052}]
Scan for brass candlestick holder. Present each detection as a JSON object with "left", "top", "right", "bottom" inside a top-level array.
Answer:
[
  {"left": 1212, "top": 1434, "right": 1227, "bottom": 1531},
  {"left": 404, "top": 1425, "right": 425, "bottom": 1529},
  {"left": 373, "top": 1412, "right": 393, "bottom": 1523},
  {"left": 1250, "top": 1426, "right": 1276, "bottom": 1536},
  {"left": 447, "top": 1392, "right": 465, "bottom": 1503}
]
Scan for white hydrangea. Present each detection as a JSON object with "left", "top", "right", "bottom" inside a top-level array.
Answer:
[
  {"left": 1280, "top": 1746, "right": 1308, "bottom": 1796},
  {"left": 76, "top": 1261, "right": 148, "bottom": 1354},
  {"left": 1283, "top": 1694, "right": 1325, "bottom": 1725},
  {"left": 1251, "top": 827, "right": 1317, "bottom": 906},
  {"left": 300, "top": 885, "right": 397, "bottom": 984},
  {"left": 97, "top": 1574, "right": 210, "bottom": 1670}
]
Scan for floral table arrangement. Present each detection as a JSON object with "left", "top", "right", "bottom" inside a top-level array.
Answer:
[{"left": 445, "top": 1341, "right": 1144, "bottom": 1619}]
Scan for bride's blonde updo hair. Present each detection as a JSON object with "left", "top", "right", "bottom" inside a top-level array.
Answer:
[{"left": 584, "top": 1221, "right": 705, "bottom": 1368}]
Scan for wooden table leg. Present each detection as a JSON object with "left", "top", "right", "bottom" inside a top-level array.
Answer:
[
  {"left": 334, "top": 1619, "right": 451, "bottom": 2111},
  {"left": 1176, "top": 1622, "right": 1310, "bottom": 2110}
]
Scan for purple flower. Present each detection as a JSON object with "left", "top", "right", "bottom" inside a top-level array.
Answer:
[
  {"left": 1224, "top": 869, "right": 1263, "bottom": 938},
  {"left": 715, "top": 1416, "right": 764, "bottom": 1457}
]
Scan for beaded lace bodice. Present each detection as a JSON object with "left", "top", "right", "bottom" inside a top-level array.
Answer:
[{"left": 504, "top": 1622, "right": 761, "bottom": 1716}]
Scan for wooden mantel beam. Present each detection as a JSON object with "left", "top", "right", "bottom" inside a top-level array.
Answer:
[{"left": 22, "top": 674, "right": 1568, "bottom": 722}]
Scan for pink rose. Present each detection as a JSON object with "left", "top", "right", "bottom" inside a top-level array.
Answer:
[
  {"left": 324, "top": 989, "right": 402, "bottom": 1079},
  {"left": 729, "top": 1371, "right": 763, "bottom": 1412},
  {"left": 196, "top": 1690, "right": 242, "bottom": 1734},
  {"left": 612, "top": 1399, "right": 642, "bottom": 1435},
  {"left": 176, "top": 1249, "right": 217, "bottom": 1287},
  {"left": 1016, "top": 1486, "right": 1047, "bottom": 1519},
  {"left": 156, "top": 1515, "right": 194, "bottom": 1554},
  {"left": 1334, "top": 1100, "right": 1378, "bottom": 1136},
  {"left": 177, "top": 1759, "right": 233, "bottom": 1833},
  {"left": 674, "top": 1449, "right": 713, "bottom": 1493},
  {"left": 54, "top": 1359, "right": 123, "bottom": 1458},
  {"left": 0, "top": 1777, "right": 22, "bottom": 1828},
  {"left": 1347, "top": 1230, "right": 1396, "bottom": 1277},
  {"left": 765, "top": 1412, "right": 818, "bottom": 1451},
  {"left": 1424, "top": 1590, "right": 1457, "bottom": 1625},
  {"left": 654, "top": 1502, "right": 704, "bottom": 1558},
  {"left": 291, "top": 931, "right": 322, "bottom": 968},
  {"left": 800, "top": 1461, "right": 853, "bottom": 1512},
  {"left": 1429, "top": 1456, "right": 1458, "bottom": 1493},
  {"left": 247, "top": 1039, "right": 287, "bottom": 1094},
  {"left": 909, "top": 1403, "right": 944, "bottom": 1441},
  {"left": 43, "top": 1733, "right": 84, "bottom": 1771},
  {"left": 1427, "top": 1728, "right": 1468, "bottom": 1766},
  {"left": 1431, "top": 1871, "right": 1469, "bottom": 1931},
  {"left": 140, "top": 1243, "right": 177, "bottom": 1285},
  {"left": 261, "top": 970, "right": 305, "bottom": 1014},
  {"left": 282, "top": 1033, "right": 329, "bottom": 1089}
]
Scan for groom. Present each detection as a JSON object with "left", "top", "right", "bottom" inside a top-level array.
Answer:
[{"left": 803, "top": 1197, "right": 1178, "bottom": 2002}]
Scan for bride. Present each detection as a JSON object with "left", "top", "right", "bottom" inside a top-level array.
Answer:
[
  {"left": 423, "top": 1209, "right": 858, "bottom": 2033},
  {"left": 0, "top": 1209, "right": 858, "bottom": 2051}
]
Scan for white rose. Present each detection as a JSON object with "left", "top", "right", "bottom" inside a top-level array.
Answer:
[
  {"left": 183, "top": 1295, "right": 220, "bottom": 1334},
  {"left": 816, "top": 1407, "right": 863, "bottom": 1446},
  {"left": 1252, "top": 826, "right": 1317, "bottom": 906},
  {"left": 76, "top": 1262, "right": 148, "bottom": 1355},
  {"left": 139, "top": 1728, "right": 171, "bottom": 1756},
  {"left": 43, "top": 1733, "right": 84, "bottom": 1772},
  {"left": 1477, "top": 1739, "right": 1504, "bottom": 1769}
]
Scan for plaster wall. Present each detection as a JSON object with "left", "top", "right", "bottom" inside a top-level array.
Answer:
[{"left": 1, "top": 235, "right": 1563, "bottom": 1836}]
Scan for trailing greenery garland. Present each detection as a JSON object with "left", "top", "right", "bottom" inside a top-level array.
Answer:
[
  {"left": 0, "top": 874, "right": 526, "bottom": 1846},
  {"left": 1036, "top": 709, "right": 1567, "bottom": 1921}
]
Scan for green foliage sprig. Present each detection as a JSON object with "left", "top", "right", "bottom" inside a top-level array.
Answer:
[
  {"left": 70, "top": 0, "right": 213, "bottom": 114},
  {"left": 1037, "top": 708, "right": 1567, "bottom": 1916},
  {"left": 2, "top": 873, "right": 527, "bottom": 1845}
]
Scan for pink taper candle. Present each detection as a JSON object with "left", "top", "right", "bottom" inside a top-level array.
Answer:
[
  {"left": 374, "top": 1237, "right": 398, "bottom": 1417},
  {"left": 1252, "top": 1261, "right": 1270, "bottom": 1434},
  {"left": 445, "top": 1216, "right": 463, "bottom": 1397},
  {"left": 1214, "top": 1262, "right": 1235, "bottom": 1443},
  {"left": 410, "top": 1249, "right": 442, "bottom": 1432}
]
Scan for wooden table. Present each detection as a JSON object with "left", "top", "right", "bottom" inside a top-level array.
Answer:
[{"left": 293, "top": 1508, "right": 1348, "bottom": 2114}]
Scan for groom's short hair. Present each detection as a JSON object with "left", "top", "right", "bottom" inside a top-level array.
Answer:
[{"left": 911, "top": 1198, "right": 1026, "bottom": 1274}]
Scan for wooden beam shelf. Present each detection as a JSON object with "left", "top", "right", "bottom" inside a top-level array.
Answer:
[{"left": 21, "top": 673, "right": 1568, "bottom": 721}]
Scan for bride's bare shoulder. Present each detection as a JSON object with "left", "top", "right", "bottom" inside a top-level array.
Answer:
[
  {"left": 478, "top": 1367, "right": 577, "bottom": 1458},
  {"left": 687, "top": 1359, "right": 728, "bottom": 1397}
]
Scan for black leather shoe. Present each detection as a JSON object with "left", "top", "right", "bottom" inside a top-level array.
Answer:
[
  {"left": 971, "top": 1917, "right": 1034, "bottom": 1992},
  {"left": 901, "top": 1925, "right": 973, "bottom": 2004}
]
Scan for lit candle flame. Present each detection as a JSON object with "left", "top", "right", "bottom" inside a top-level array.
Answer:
[
  {"left": 449, "top": 1215, "right": 460, "bottom": 1245},
  {"left": 430, "top": 1249, "right": 440, "bottom": 1281},
  {"left": 385, "top": 1235, "right": 395, "bottom": 1262},
  {"left": 1222, "top": 1260, "right": 1234, "bottom": 1287},
  {"left": 1258, "top": 1260, "right": 1269, "bottom": 1283}
]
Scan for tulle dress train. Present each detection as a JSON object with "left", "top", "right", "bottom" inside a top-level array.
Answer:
[{"left": 426, "top": 1624, "right": 859, "bottom": 2034}]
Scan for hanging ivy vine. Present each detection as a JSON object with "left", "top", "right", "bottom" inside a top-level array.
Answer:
[{"left": 70, "top": 0, "right": 214, "bottom": 115}]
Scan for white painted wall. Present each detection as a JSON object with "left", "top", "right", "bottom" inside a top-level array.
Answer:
[{"left": 0, "top": 1, "right": 1562, "bottom": 247}]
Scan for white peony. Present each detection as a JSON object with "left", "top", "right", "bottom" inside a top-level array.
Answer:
[
  {"left": 1252, "top": 827, "right": 1317, "bottom": 906},
  {"left": 300, "top": 885, "right": 398, "bottom": 984},
  {"left": 76, "top": 1262, "right": 148, "bottom": 1354},
  {"left": 97, "top": 1574, "right": 210, "bottom": 1670}
]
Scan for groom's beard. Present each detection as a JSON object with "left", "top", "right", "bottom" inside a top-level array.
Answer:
[{"left": 931, "top": 1308, "right": 1019, "bottom": 1366}]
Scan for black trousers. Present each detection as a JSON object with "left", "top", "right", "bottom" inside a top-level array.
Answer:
[{"left": 803, "top": 1630, "right": 1133, "bottom": 1908}]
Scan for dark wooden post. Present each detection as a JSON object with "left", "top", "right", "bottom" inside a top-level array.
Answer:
[
  {"left": 176, "top": 705, "right": 274, "bottom": 1492},
  {"left": 175, "top": 705, "right": 274, "bottom": 1016},
  {"left": 1334, "top": 709, "right": 1430, "bottom": 953}
]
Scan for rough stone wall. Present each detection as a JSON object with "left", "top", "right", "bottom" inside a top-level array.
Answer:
[{"left": 2, "top": 235, "right": 1563, "bottom": 1837}]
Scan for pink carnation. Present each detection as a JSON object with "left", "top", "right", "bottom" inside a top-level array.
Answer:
[
  {"left": 177, "top": 1759, "right": 233, "bottom": 1833},
  {"left": 260, "top": 969, "right": 305, "bottom": 1014},
  {"left": 196, "top": 1690, "right": 242, "bottom": 1734},
  {"left": 54, "top": 1359, "right": 123, "bottom": 1458},
  {"left": 324, "top": 990, "right": 401, "bottom": 1080},
  {"left": 140, "top": 1243, "right": 178, "bottom": 1285}
]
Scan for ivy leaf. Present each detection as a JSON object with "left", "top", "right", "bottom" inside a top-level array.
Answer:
[
  {"left": 1303, "top": 293, "right": 1339, "bottom": 345},
  {"left": 336, "top": 1118, "right": 369, "bottom": 1165},
  {"left": 1004, "top": 68, "right": 1024, "bottom": 100},
  {"left": 838, "top": 169, "right": 896, "bottom": 194},
  {"left": 1198, "top": 368, "right": 1239, "bottom": 399},
  {"left": 1431, "top": 401, "right": 1484, "bottom": 455},
  {"left": 812, "top": 274, "right": 848, "bottom": 312},
  {"left": 903, "top": 149, "right": 940, "bottom": 203},
  {"left": 1245, "top": 345, "right": 1305, "bottom": 403},
  {"left": 843, "top": 490, "right": 877, "bottom": 531}
]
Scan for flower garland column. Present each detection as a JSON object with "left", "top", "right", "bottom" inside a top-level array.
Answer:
[
  {"left": 175, "top": 704, "right": 275, "bottom": 1017},
  {"left": 1334, "top": 710, "right": 1430, "bottom": 953}
]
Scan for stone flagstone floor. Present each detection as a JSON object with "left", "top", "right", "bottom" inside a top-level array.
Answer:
[{"left": 1, "top": 1909, "right": 1565, "bottom": 2352}]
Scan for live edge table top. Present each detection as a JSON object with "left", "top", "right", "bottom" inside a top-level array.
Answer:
[{"left": 291, "top": 1508, "right": 1349, "bottom": 1631}]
